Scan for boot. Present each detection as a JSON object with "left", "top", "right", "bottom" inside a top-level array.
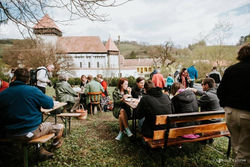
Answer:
[{"left": 39, "top": 148, "right": 54, "bottom": 158}]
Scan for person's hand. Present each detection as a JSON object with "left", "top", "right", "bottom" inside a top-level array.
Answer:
[
  {"left": 127, "top": 87, "right": 132, "bottom": 94},
  {"left": 47, "top": 80, "right": 53, "bottom": 87}
]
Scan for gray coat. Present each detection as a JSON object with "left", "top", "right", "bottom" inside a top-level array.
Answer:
[{"left": 196, "top": 88, "right": 221, "bottom": 111}]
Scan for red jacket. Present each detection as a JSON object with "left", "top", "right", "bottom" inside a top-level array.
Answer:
[
  {"left": 152, "top": 73, "right": 165, "bottom": 88},
  {"left": 100, "top": 80, "right": 108, "bottom": 97},
  {"left": 0, "top": 80, "right": 9, "bottom": 92}
]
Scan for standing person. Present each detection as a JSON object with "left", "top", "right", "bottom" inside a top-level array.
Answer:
[
  {"left": 36, "top": 64, "right": 54, "bottom": 94},
  {"left": 217, "top": 44, "right": 250, "bottom": 167},
  {"left": 135, "top": 80, "right": 174, "bottom": 138},
  {"left": 0, "top": 78, "right": 9, "bottom": 92},
  {"left": 179, "top": 68, "right": 189, "bottom": 88},
  {"left": 152, "top": 69, "right": 165, "bottom": 88},
  {"left": 208, "top": 66, "right": 221, "bottom": 87},
  {"left": 0, "top": 68, "right": 64, "bottom": 157},
  {"left": 112, "top": 78, "right": 133, "bottom": 140},
  {"left": 165, "top": 74, "right": 174, "bottom": 92},
  {"left": 9, "top": 68, "right": 15, "bottom": 83},
  {"left": 150, "top": 69, "right": 157, "bottom": 80},
  {"left": 187, "top": 65, "right": 198, "bottom": 88},
  {"left": 131, "top": 77, "right": 145, "bottom": 98}
]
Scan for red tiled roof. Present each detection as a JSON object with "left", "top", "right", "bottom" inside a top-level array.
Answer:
[
  {"left": 57, "top": 36, "right": 107, "bottom": 53},
  {"left": 105, "top": 38, "right": 119, "bottom": 51},
  {"left": 123, "top": 58, "right": 155, "bottom": 67},
  {"left": 33, "top": 14, "right": 61, "bottom": 32}
]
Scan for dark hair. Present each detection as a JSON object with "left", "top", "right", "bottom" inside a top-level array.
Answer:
[
  {"left": 81, "top": 75, "right": 86, "bottom": 80},
  {"left": 180, "top": 68, "right": 187, "bottom": 75},
  {"left": 171, "top": 82, "right": 184, "bottom": 95},
  {"left": 97, "top": 74, "right": 103, "bottom": 79},
  {"left": 144, "top": 80, "right": 155, "bottom": 91},
  {"left": 237, "top": 44, "right": 250, "bottom": 61},
  {"left": 136, "top": 77, "right": 145, "bottom": 83},
  {"left": 203, "top": 78, "right": 215, "bottom": 88},
  {"left": 212, "top": 66, "right": 217, "bottom": 70},
  {"left": 117, "top": 78, "right": 128, "bottom": 90},
  {"left": 14, "top": 68, "right": 30, "bottom": 83},
  {"left": 87, "top": 75, "right": 93, "bottom": 81}
]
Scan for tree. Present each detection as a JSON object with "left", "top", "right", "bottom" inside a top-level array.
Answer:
[
  {"left": 0, "top": 0, "right": 130, "bottom": 34},
  {"left": 148, "top": 41, "right": 175, "bottom": 68},
  {"left": 238, "top": 34, "right": 250, "bottom": 45},
  {"left": 2, "top": 39, "right": 73, "bottom": 76}
]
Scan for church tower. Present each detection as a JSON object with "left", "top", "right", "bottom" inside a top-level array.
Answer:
[
  {"left": 33, "top": 14, "right": 62, "bottom": 46},
  {"left": 105, "top": 38, "right": 119, "bottom": 68}
]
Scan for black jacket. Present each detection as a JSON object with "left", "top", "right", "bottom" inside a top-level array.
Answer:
[
  {"left": 197, "top": 88, "right": 221, "bottom": 111},
  {"left": 171, "top": 90, "right": 198, "bottom": 114},
  {"left": 136, "top": 87, "right": 174, "bottom": 138},
  {"left": 131, "top": 85, "right": 145, "bottom": 98},
  {"left": 217, "top": 61, "right": 250, "bottom": 111}
]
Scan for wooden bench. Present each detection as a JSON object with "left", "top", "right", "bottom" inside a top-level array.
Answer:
[
  {"left": 141, "top": 110, "right": 231, "bottom": 167},
  {"left": 57, "top": 113, "right": 81, "bottom": 136},
  {"left": 0, "top": 133, "right": 55, "bottom": 167}
]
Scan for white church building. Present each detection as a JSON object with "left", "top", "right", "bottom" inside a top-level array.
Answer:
[{"left": 33, "top": 15, "right": 155, "bottom": 78}]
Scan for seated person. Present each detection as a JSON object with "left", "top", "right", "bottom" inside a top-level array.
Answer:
[
  {"left": 0, "top": 78, "right": 9, "bottom": 92},
  {"left": 131, "top": 77, "right": 146, "bottom": 98},
  {"left": 171, "top": 82, "right": 199, "bottom": 139},
  {"left": 190, "top": 78, "right": 222, "bottom": 123},
  {"left": 112, "top": 78, "right": 133, "bottom": 140},
  {"left": 54, "top": 74, "right": 79, "bottom": 112},
  {"left": 0, "top": 68, "right": 64, "bottom": 157},
  {"left": 97, "top": 74, "right": 110, "bottom": 111},
  {"left": 136, "top": 80, "right": 174, "bottom": 138},
  {"left": 84, "top": 75, "right": 104, "bottom": 112},
  {"left": 80, "top": 75, "right": 88, "bottom": 88},
  {"left": 79, "top": 75, "right": 88, "bottom": 106}
]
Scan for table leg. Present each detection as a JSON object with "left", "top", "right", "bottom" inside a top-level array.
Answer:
[{"left": 68, "top": 117, "right": 71, "bottom": 134}]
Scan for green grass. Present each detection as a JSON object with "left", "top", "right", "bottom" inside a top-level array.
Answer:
[{"left": 1, "top": 86, "right": 233, "bottom": 167}]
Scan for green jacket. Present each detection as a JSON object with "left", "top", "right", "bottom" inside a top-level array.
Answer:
[
  {"left": 55, "top": 81, "right": 78, "bottom": 104},
  {"left": 84, "top": 80, "right": 104, "bottom": 104},
  {"left": 112, "top": 88, "right": 129, "bottom": 118}
]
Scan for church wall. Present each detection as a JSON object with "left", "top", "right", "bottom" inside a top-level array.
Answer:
[{"left": 36, "top": 34, "right": 58, "bottom": 46}]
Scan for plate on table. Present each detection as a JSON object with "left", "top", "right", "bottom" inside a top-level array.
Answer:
[{"left": 125, "top": 98, "right": 133, "bottom": 102}]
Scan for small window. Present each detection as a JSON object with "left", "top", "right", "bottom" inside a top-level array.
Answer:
[
  {"left": 80, "top": 62, "right": 82, "bottom": 68},
  {"left": 144, "top": 67, "right": 147, "bottom": 72},
  {"left": 149, "top": 67, "right": 152, "bottom": 72},
  {"left": 97, "top": 62, "right": 100, "bottom": 68},
  {"left": 137, "top": 68, "right": 140, "bottom": 72},
  {"left": 141, "top": 68, "right": 143, "bottom": 73},
  {"left": 88, "top": 62, "right": 91, "bottom": 68}
]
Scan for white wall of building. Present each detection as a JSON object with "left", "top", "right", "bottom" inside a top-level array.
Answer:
[
  {"left": 108, "top": 55, "right": 119, "bottom": 68},
  {"left": 36, "top": 35, "right": 58, "bottom": 46}
]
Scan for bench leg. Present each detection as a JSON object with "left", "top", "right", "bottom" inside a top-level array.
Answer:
[
  {"left": 23, "top": 144, "right": 28, "bottom": 167},
  {"left": 68, "top": 117, "right": 71, "bottom": 134},
  {"left": 227, "top": 136, "right": 231, "bottom": 159},
  {"left": 161, "top": 148, "right": 166, "bottom": 167}
]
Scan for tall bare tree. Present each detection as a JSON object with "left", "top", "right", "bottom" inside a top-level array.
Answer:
[
  {"left": 0, "top": 0, "right": 130, "bottom": 35},
  {"left": 148, "top": 41, "right": 175, "bottom": 68},
  {"left": 2, "top": 39, "right": 73, "bottom": 76}
]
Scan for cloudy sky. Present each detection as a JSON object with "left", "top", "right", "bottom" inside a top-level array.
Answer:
[{"left": 0, "top": 0, "right": 249, "bottom": 47}]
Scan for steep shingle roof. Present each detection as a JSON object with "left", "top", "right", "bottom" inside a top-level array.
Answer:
[
  {"left": 57, "top": 36, "right": 107, "bottom": 53},
  {"left": 33, "top": 14, "right": 61, "bottom": 32},
  {"left": 105, "top": 38, "right": 119, "bottom": 51}
]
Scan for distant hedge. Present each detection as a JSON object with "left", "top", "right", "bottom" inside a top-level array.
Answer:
[{"left": 51, "top": 76, "right": 137, "bottom": 88}]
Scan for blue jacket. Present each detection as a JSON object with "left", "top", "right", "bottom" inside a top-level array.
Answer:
[
  {"left": 166, "top": 76, "right": 174, "bottom": 86},
  {"left": 0, "top": 81, "right": 54, "bottom": 135},
  {"left": 187, "top": 66, "right": 198, "bottom": 80}
]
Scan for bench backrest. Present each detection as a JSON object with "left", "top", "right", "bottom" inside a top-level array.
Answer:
[{"left": 153, "top": 110, "right": 227, "bottom": 140}]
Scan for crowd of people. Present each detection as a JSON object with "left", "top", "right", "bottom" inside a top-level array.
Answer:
[{"left": 0, "top": 44, "right": 250, "bottom": 166}]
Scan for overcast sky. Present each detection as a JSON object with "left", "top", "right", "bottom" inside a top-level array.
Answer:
[{"left": 0, "top": 0, "right": 249, "bottom": 47}]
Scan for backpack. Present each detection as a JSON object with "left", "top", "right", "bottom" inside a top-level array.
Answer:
[{"left": 29, "top": 68, "right": 47, "bottom": 86}]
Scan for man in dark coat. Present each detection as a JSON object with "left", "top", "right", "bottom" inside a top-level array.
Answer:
[
  {"left": 217, "top": 44, "right": 250, "bottom": 167},
  {"left": 135, "top": 80, "right": 174, "bottom": 138}
]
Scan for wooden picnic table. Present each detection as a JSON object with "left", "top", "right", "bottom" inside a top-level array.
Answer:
[
  {"left": 41, "top": 101, "right": 67, "bottom": 114},
  {"left": 123, "top": 98, "right": 140, "bottom": 140}
]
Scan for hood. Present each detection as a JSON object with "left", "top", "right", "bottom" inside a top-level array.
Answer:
[
  {"left": 207, "top": 88, "right": 217, "bottom": 94},
  {"left": 175, "top": 90, "right": 196, "bottom": 103},
  {"left": 147, "top": 87, "right": 163, "bottom": 97}
]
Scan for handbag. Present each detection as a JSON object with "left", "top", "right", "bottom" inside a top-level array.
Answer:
[{"left": 75, "top": 104, "right": 87, "bottom": 120}]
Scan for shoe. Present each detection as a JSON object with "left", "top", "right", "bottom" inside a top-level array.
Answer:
[
  {"left": 115, "top": 131, "right": 123, "bottom": 141},
  {"left": 208, "top": 139, "right": 214, "bottom": 144},
  {"left": 39, "top": 148, "right": 54, "bottom": 158},
  {"left": 52, "top": 139, "right": 63, "bottom": 149},
  {"left": 125, "top": 128, "right": 133, "bottom": 137}
]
